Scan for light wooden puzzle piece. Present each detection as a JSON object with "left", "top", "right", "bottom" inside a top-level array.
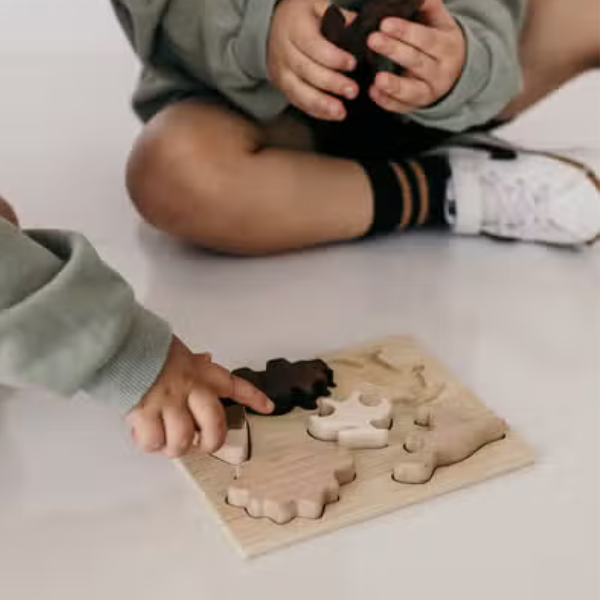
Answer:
[
  {"left": 308, "top": 391, "right": 393, "bottom": 449},
  {"left": 393, "top": 403, "right": 508, "bottom": 484},
  {"left": 227, "top": 447, "right": 356, "bottom": 524},
  {"left": 211, "top": 405, "right": 249, "bottom": 466}
]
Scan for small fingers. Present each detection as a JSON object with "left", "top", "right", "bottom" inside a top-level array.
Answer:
[
  {"left": 369, "top": 33, "right": 437, "bottom": 83},
  {"left": 277, "top": 66, "right": 348, "bottom": 121},
  {"left": 373, "top": 73, "right": 433, "bottom": 109},
  {"left": 188, "top": 387, "right": 228, "bottom": 454},
  {"left": 198, "top": 359, "right": 274, "bottom": 415},
  {"left": 369, "top": 84, "right": 414, "bottom": 114},
  {"left": 295, "top": 27, "right": 356, "bottom": 72},
  {"left": 415, "top": 0, "right": 457, "bottom": 31},
  {"left": 228, "top": 374, "right": 275, "bottom": 414},
  {"left": 126, "top": 407, "right": 166, "bottom": 453},
  {"left": 289, "top": 44, "right": 358, "bottom": 100},
  {"left": 0, "top": 195, "right": 19, "bottom": 226},
  {"left": 312, "top": 0, "right": 329, "bottom": 18},
  {"left": 379, "top": 18, "right": 443, "bottom": 58},
  {"left": 161, "top": 406, "right": 196, "bottom": 458}
]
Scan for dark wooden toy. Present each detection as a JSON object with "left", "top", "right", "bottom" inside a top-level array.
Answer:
[
  {"left": 309, "top": 0, "right": 452, "bottom": 161},
  {"left": 321, "top": 0, "right": 426, "bottom": 79},
  {"left": 231, "top": 359, "right": 336, "bottom": 416}
]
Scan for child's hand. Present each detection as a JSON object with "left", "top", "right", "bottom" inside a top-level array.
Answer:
[
  {"left": 268, "top": 0, "right": 358, "bottom": 120},
  {"left": 0, "top": 194, "right": 19, "bottom": 226},
  {"left": 126, "top": 337, "right": 274, "bottom": 458},
  {"left": 367, "top": 0, "right": 465, "bottom": 114}
]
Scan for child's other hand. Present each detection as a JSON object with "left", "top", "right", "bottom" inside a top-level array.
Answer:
[
  {"left": 0, "top": 194, "right": 19, "bottom": 226},
  {"left": 268, "top": 0, "right": 358, "bottom": 120},
  {"left": 126, "top": 337, "right": 274, "bottom": 458},
  {"left": 367, "top": 0, "right": 465, "bottom": 114}
]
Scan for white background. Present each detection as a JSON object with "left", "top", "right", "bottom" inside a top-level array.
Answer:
[{"left": 0, "top": 1, "right": 599, "bottom": 599}]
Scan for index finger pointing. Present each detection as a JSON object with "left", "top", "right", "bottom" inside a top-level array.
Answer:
[
  {"left": 196, "top": 360, "right": 274, "bottom": 414},
  {"left": 229, "top": 374, "right": 275, "bottom": 414}
]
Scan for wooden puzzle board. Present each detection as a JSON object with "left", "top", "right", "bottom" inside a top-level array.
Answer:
[{"left": 177, "top": 336, "right": 534, "bottom": 558}]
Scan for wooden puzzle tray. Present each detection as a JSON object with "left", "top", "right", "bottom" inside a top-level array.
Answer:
[{"left": 177, "top": 336, "right": 534, "bottom": 558}]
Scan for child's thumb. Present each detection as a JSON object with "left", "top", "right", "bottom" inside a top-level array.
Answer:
[
  {"left": 313, "top": 1, "right": 331, "bottom": 18},
  {"left": 418, "top": 0, "right": 455, "bottom": 30}
]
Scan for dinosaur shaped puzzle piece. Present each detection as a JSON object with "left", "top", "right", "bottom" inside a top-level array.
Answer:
[
  {"left": 227, "top": 446, "right": 356, "bottom": 524},
  {"left": 321, "top": 0, "right": 425, "bottom": 74},
  {"left": 393, "top": 404, "right": 508, "bottom": 484},
  {"left": 308, "top": 391, "right": 393, "bottom": 449},
  {"left": 316, "top": 0, "right": 440, "bottom": 160},
  {"left": 231, "top": 358, "right": 336, "bottom": 416}
]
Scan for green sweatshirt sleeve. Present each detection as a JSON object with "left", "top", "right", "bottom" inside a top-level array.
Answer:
[
  {"left": 0, "top": 217, "right": 172, "bottom": 413},
  {"left": 112, "top": 0, "right": 288, "bottom": 121},
  {"left": 410, "top": 0, "right": 527, "bottom": 131}
]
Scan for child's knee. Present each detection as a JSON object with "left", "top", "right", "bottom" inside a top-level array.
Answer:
[
  {"left": 125, "top": 105, "right": 265, "bottom": 252},
  {"left": 128, "top": 116, "right": 230, "bottom": 217},
  {"left": 0, "top": 195, "right": 19, "bottom": 226}
]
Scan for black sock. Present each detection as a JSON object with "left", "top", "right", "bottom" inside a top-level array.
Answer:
[{"left": 359, "top": 154, "right": 451, "bottom": 237}]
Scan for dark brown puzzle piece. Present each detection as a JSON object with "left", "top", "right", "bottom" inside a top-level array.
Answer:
[
  {"left": 322, "top": 0, "right": 424, "bottom": 70},
  {"left": 309, "top": 0, "right": 441, "bottom": 161},
  {"left": 231, "top": 359, "right": 336, "bottom": 416}
]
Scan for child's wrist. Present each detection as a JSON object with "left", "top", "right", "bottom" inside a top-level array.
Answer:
[{"left": 85, "top": 306, "right": 173, "bottom": 412}]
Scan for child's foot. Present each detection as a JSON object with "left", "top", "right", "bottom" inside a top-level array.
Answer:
[{"left": 445, "top": 147, "right": 600, "bottom": 246}]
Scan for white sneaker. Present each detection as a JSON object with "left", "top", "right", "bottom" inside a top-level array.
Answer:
[{"left": 446, "top": 147, "right": 600, "bottom": 246}]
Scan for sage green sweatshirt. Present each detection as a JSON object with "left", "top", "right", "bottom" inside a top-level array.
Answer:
[
  {"left": 0, "top": 216, "right": 172, "bottom": 411},
  {"left": 113, "top": 0, "right": 528, "bottom": 131}
]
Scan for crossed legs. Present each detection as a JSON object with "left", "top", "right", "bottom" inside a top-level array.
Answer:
[{"left": 127, "top": 0, "right": 600, "bottom": 255}]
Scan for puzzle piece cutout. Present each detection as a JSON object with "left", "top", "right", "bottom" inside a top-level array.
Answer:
[
  {"left": 308, "top": 391, "right": 393, "bottom": 449},
  {"left": 232, "top": 358, "right": 336, "bottom": 416},
  {"left": 227, "top": 446, "right": 356, "bottom": 524},
  {"left": 211, "top": 404, "right": 250, "bottom": 466},
  {"left": 393, "top": 403, "right": 508, "bottom": 484},
  {"left": 371, "top": 350, "right": 447, "bottom": 402}
]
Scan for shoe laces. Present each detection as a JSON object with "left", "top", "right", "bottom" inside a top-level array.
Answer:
[{"left": 481, "top": 167, "right": 561, "bottom": 235}]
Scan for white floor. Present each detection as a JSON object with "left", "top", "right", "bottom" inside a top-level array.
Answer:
[{"left": 0, "top": 2, "right": 599, "bottom": 599}]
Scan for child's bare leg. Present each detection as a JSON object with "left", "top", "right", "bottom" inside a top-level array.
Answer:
[
  {"left": 501, "top": 0, "right": 600, "bottom": 118},
  {"left": 127, "top": 101, "right": 373, "bottom": 255},
  {"left": 0, "top": 194, "right": 19, "bottom": 226}
]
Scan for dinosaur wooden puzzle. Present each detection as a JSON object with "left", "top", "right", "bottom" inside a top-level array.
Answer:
[{"left": 177, "top": 336, "right": 534, "bottom": 558}]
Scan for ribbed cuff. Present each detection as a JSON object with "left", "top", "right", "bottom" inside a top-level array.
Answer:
[
  {"left": 410, "top": 16, "right": 491, "bottom": 132},
  {"left": 236, "top": 0, "right": 281, "bottom": 81},
  {"left": 84, "top": 305, "right": 172, "bottom": 413},
  {"left": 233, "top": 0, "right": 289, "bottom": 120}
]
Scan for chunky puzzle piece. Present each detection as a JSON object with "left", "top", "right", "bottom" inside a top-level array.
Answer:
[
  {"left": 211, "top": 404, "right": 250, "bottom": 466},
  {"left": 232, "top": 358, "right": 336, "bottom": 416},
  {"left": 227, "top": 447, "right": 356, "bottom": 524},
  {"left": 321, "top": 0, "right": 425, "bottom": 76},
  {"left": 316, "top": 0, "right": 446, "bottom": 163},
  {"left": 393, "top": 404, "right": 508, "bottom": 484},
  {"left": 308, "top": 391, "right": 393, "bottom": 449}
]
